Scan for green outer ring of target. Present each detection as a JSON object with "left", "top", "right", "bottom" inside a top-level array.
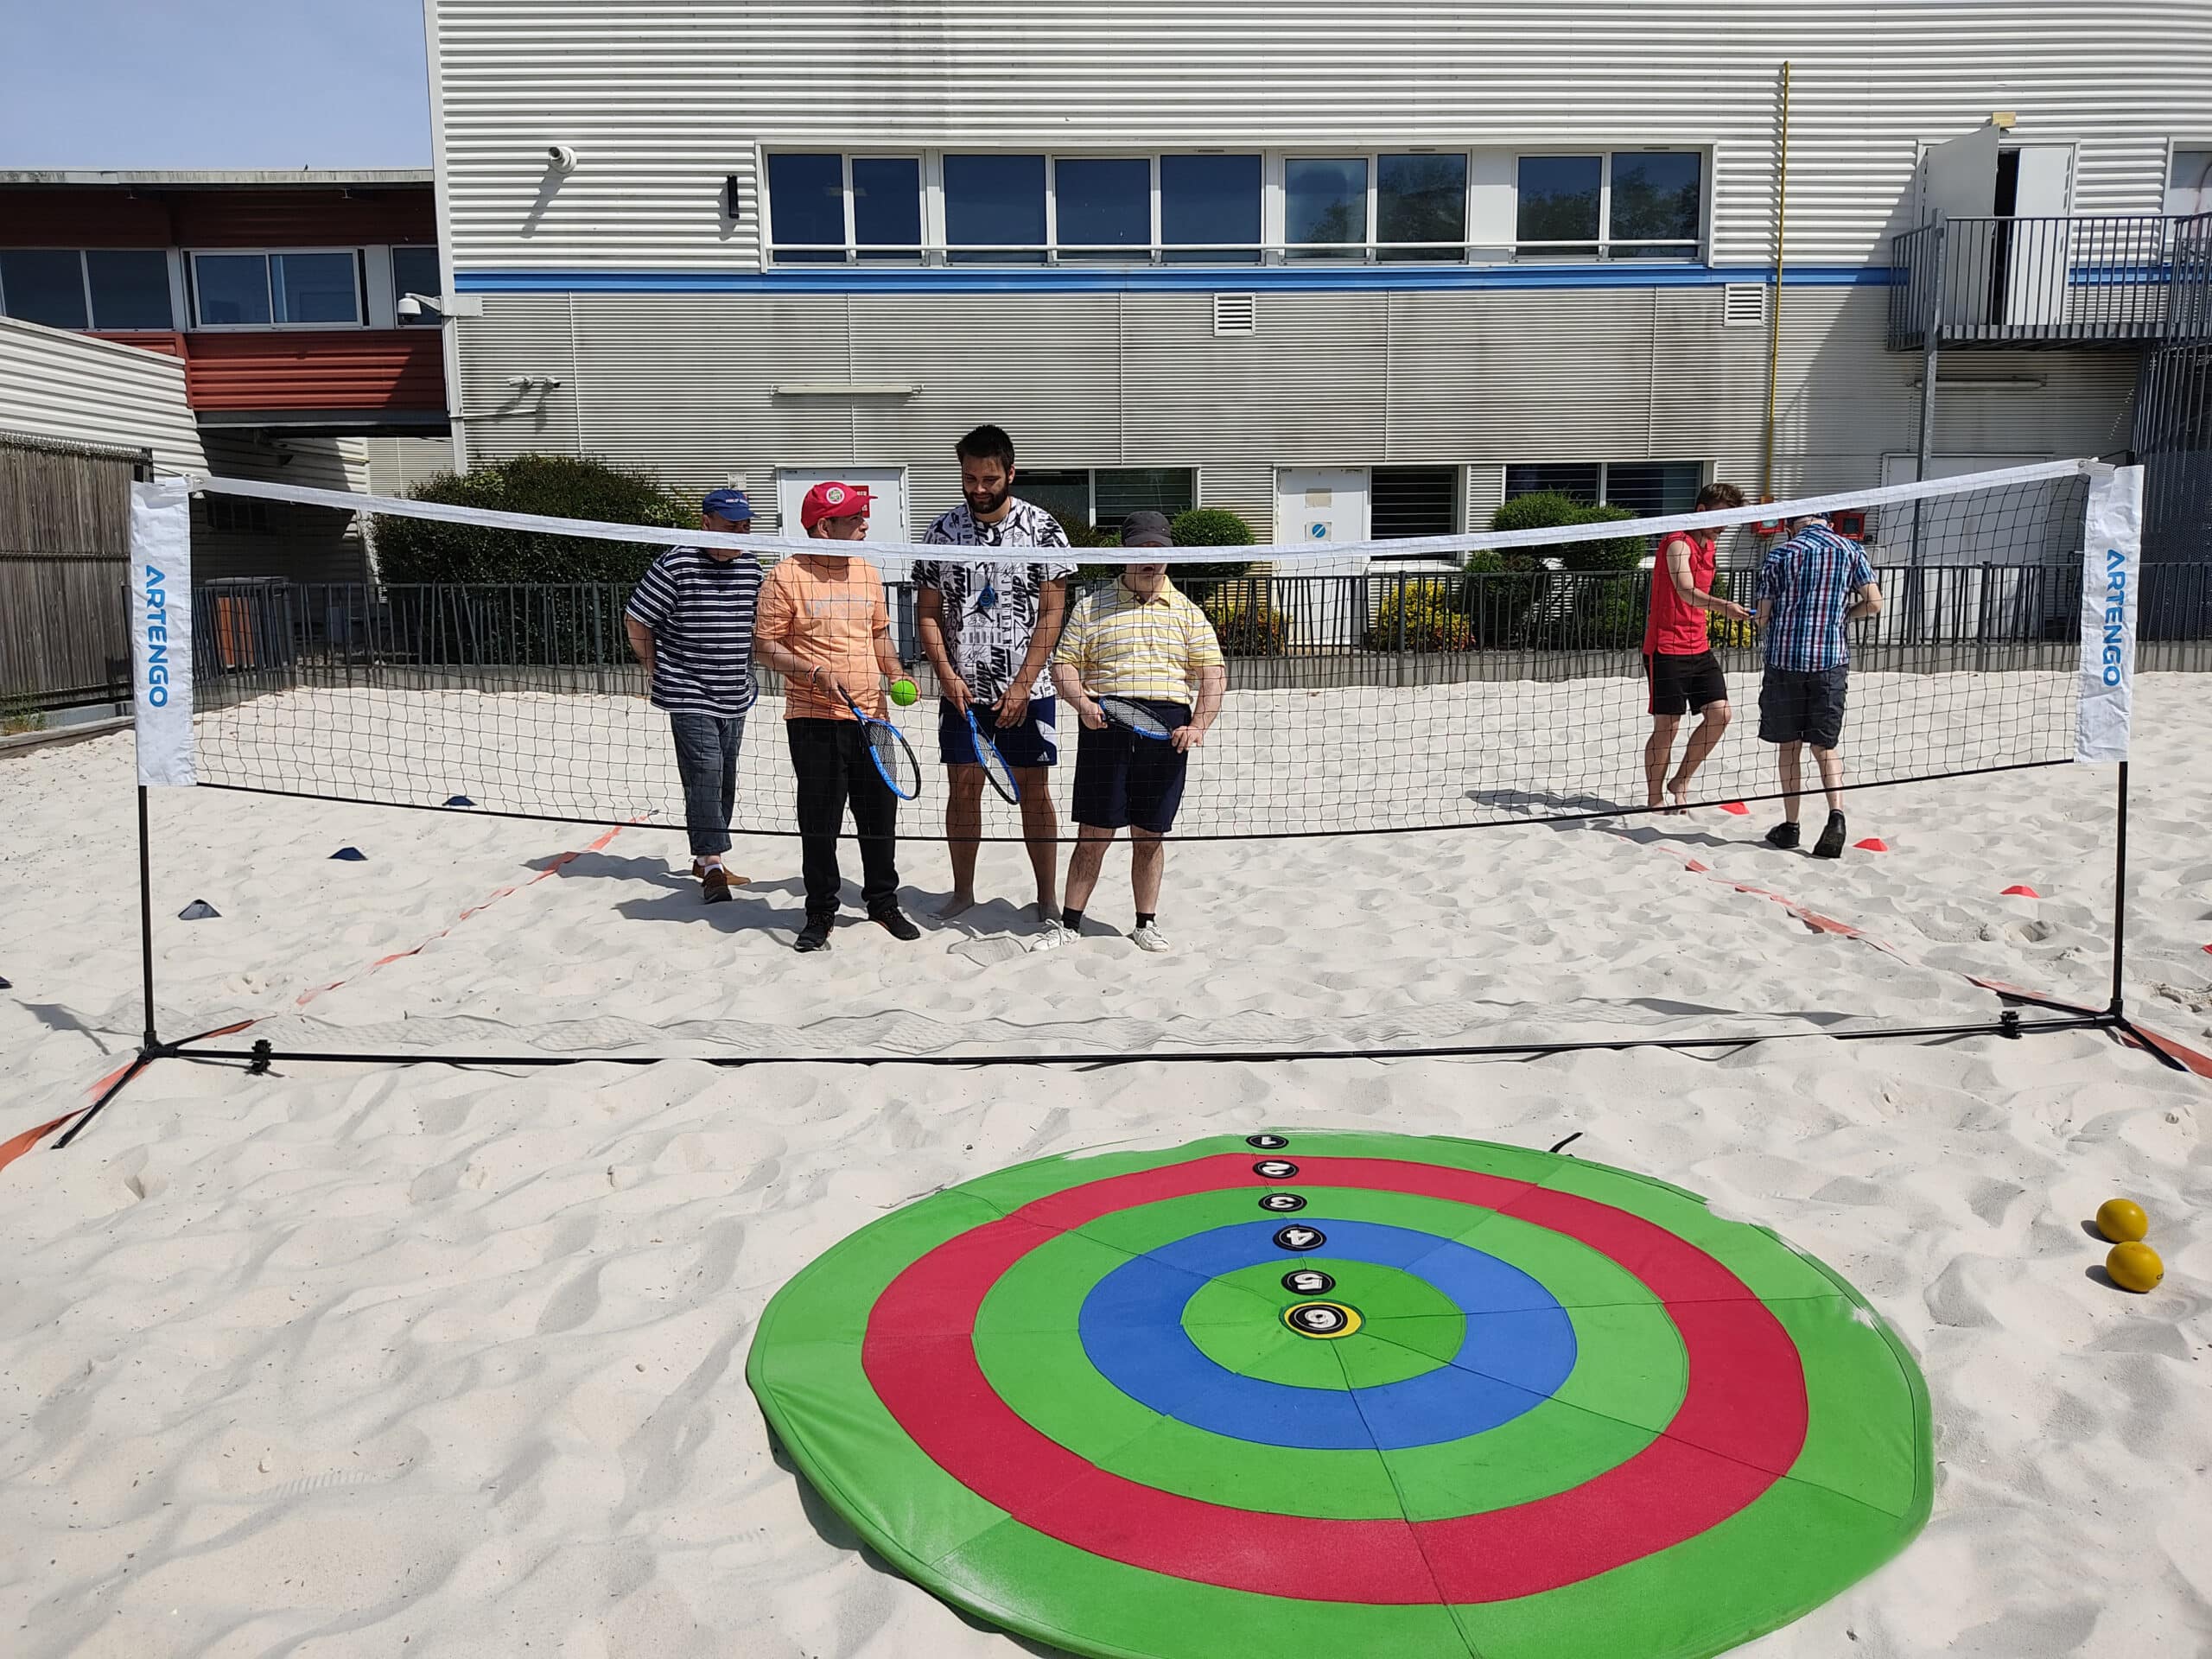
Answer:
[{"left": 747, "top": 1131, "right": 1934, "bottom": 1659}]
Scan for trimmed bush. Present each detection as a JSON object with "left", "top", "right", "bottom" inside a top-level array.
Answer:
[
  {"left": 372, "top": 454, "right": 695, "bottom": 585},
  {"left": 1200, "top": 582, "right": 1292, "bottom": 657},
  {"left": 1166, "top": 506, "right": 1256, "bottom": 581},
  {"left": 1366, "top": 581, "right": 1474, "bottom": 652},
  {"left": 1488, "top": 490, "right": 1647, "bottom": 573}
]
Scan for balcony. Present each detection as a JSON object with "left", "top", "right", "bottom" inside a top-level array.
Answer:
[{"left": 1889, "top": 214, "right": 2209, "bottom": 350}]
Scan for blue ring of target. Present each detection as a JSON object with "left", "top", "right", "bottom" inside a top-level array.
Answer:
[{"left": 1077, "top": 1219, "right": 1578, "bottom": 1450}]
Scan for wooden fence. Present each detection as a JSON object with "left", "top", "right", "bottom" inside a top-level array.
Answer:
[{"left": 0, "top": 429, "right": 147, "bottom": 715}]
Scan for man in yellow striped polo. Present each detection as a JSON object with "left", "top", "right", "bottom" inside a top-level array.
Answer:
[{"left": 1035, "top": 511, "right": 1226, "bottom": 955}]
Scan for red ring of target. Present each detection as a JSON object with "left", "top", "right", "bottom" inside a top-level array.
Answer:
[{"left": 862, "top": 1154, "right": 1809, "bottom": 1605}]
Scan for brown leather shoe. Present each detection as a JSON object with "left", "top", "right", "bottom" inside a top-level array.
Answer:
[{"left": 702, "top": 866, "right": 733, "bottom": 903}]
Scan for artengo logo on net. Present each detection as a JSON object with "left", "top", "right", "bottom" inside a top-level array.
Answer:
[
  {"left": 143, "top": 563, "right": 172, "bottom": 707},
  {"left": 2099, "top": 546, "right": 2129, "bottom": 688}
]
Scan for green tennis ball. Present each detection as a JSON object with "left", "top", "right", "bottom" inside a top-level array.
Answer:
[{"left": 889, "top": 677, "right": 919, "bottom": 708}]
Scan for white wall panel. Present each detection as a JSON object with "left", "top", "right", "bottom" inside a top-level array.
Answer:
[
  {"left": 0, "top": 319, "right": 205, "bottom": 475},
  {"left": 430, "top": 0, "right": 2212, "bottom": 270}
]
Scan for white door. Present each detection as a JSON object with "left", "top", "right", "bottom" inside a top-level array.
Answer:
[
  {"left": 1878, "top": 451, "right": 2054, "bottom": 566},
  {"left": 774, "top": 465, "right": 911, "bottom": 571},
  {"left": 1274, "top": 467, "right": 1370, "bottom": 551},
  {"left": 2003, "top": 145, "right": 2075, "bottom": 326},
  {"left": 1921, "top": 126, "right": 2001, "bottom": 329}
]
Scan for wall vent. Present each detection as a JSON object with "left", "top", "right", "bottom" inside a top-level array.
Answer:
[
  {"left": 1723, "top": 283, "right": 1769, "bottom": 327},
  {"left": 1213, "top": 293, "right": 1257, "bottom": 336}
]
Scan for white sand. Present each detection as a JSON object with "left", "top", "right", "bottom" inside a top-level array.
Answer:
[{"left": 3, "top": 677, "right": 2209, "bottom": 1657}]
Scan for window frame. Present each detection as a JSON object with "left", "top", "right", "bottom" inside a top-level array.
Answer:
[
  {"left": 2167, "top": 142, "right": 2212, "bottom": 219},
  {"left": 0, "top": 246, "right": 180, "bottom": 333},
  {"left": 757, "top": 147, "right": 1707, "bottom": 267},
  {"left": 187, "top": 247, "right": 370, "bottom": 332},
  {"left": 389, "top": 244, "right": 446, "bottom": 326},
  {"left": 1502, "top": 460, "right": 1711, "bottom": 516}
]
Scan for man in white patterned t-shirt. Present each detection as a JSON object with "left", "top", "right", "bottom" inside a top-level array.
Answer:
[{"left": 913, "top": 423, "right": 1075, "bottom": 923}]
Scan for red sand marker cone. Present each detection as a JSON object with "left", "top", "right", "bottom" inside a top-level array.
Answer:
[
  {"left": 1719, "top": 802, "right": 1750, "bottom": 816},
  {"left": 1854, "top": 838, "right": 1889, "bottom": 852},
  {"left": 2000, "top": 884, "right": 2040, "bottom": 897}
]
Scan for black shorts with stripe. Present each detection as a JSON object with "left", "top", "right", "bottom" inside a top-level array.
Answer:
[{"left": 1644, "top": 650, "right": 1728, "bottom": 717}]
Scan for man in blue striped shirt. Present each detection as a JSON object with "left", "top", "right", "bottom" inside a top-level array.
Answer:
[
  {"left": 625, "top": 488, "right": 763, "bottom": 902},
  {"left": 1755, "top": 512, "right": 1883, "bottom": 859}
]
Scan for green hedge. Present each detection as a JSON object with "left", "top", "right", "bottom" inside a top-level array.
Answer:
[
  {"left": 1487, "top": 490, "right": 1647, "bottom": 573},
  {"left": 372, "top": 454, "right": 696, "bottom": 585}
]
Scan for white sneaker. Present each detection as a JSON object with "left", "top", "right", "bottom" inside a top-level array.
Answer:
[
  {"left": 1027, "top": 918, "right": 1077, "bottom": 953},
  {"left": 1132, "top": 922, "right": 1173, "bottom": 954}
]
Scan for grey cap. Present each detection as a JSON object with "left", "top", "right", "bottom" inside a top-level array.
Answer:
[{"left": 1120, "top": 510, "right": 1173, "bottom": 548}]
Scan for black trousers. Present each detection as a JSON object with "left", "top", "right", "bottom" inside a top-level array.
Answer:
[{"left": 786, "top": 718, "right": 899, "bottom": 919}]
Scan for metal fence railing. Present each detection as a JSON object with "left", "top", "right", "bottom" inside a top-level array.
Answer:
[
  {"left": 1890, "top": 214, "right": 2190, "bottom": 349},
  {"left": 188, "top": 565, "right": 2212, "bottom": 713}
]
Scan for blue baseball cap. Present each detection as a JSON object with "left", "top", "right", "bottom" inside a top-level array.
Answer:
[{"left": 702, "top": 488, "right": 754, "bottom": 522}]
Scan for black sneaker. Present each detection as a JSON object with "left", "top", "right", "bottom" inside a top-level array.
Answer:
[
  {"left": 794, "top": 915, "right": 834, "bottom": 953},
  {"left": 872, "top": 907, "right": 921, "bottom": 942},
  {"left": 702, "top": 866, "right": 733, "bottom": 904},
  {"left": 1764, "top": 820, "right": 1802, "bottom": 850},
  {"left": 1811, "top": 811, "right": 1847, "bottom": 860}
]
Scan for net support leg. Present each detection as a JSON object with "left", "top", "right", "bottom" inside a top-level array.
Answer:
[
  {"left": 58, "top": 785, "right": 174, "bottom": 1148},
  {"left": 2099, "top": 759, "right": 2188, "bottom": 1072}
]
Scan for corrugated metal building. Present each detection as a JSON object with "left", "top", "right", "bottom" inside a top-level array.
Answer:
[{"left": 423, "top": 0, "right": 2212, "bottom": 544}]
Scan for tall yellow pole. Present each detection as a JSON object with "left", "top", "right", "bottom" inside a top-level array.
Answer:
[{"left": 1763, "top": 61, "right": 1792, "bottom": 500}]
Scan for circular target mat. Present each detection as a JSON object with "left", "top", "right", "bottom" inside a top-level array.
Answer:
[{"left": 747, "top": 1131, "right": 1931, "bottom": 1659}]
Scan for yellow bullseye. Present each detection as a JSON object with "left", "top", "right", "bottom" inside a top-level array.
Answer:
[{"left": 1282, "top": 1300, "right": 1363, "bottom": 1339}]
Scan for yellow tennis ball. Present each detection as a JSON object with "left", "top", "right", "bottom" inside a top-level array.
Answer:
[
  {"left": 2095, "top": 1198, "right": 2149, "bottom": 1244},
  {"left": 2106, "top": 1241, "right": 2164, "bottom": 1294},
  {"left": 889, "top": 677, "right": 918, "bottom": 708}
]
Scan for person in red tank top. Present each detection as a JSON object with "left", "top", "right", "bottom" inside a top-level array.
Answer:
[{"left": 1643, "top": 481, "right": 1754, "bottom": 811}]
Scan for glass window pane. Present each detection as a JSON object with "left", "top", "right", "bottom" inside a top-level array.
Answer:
[
  {"left": 1013, "top": 467, "right": 1090, "bottom": 531},
  {"left": 1160, "top": 155, "right": 1261, "bottom": 264},
  {"left": 273, "top": 251, "right": 360, "bottom": 324},
  {"left": 1503, "top": 463, "right": 1601, "bottom": 504},
  {"left": 767, "top": 153, "right": 846, "bottom": 263},
  {"left": 944, "top": 155, "right": 1046, "bottom": 264},
  {"left": 1377, "top": 155, "right": 1467, "bottom": 261},
  {"left": 852, "top": 157, "right": 922, "bottom": 262},
  {"left": 1093, "top": 467, "right": 1196, "bottom": 531},
  {"left": 1516, "top": 156, "right": 1600, "bottom": 256},
  {"left": 84, "top": 251, "right": 172, "bottom": 330},
  {"left": 1604, "top": 461, "right": 1704, "bottom": 516},
  {"left": 391, "top": 246, "right": 442, "bottom": 324},
  {"left": 0, "top": 250, "right": 88, "bottom": 329},
  {"left": 1054, "top": 158, "right": 1150, "bottom": 261},
  {"left": 193, "top": 253, "right": 271, "bottom": 325},
  {"left": 1610, "top": 152, "right": 1702, "bottom": 259},
  {"left": 2168, "top": 149, "right": 2212, "bottom": 218},
  {"left": 1371, "top": 467, "right": 1459, "bottom": 538},
  {"left": 1286, "top": 157, "right": 1368, "bottom": 261}
]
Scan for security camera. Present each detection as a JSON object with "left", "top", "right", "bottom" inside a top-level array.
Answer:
[
  {"left": 547, "top": 143, "right": 579, "bottom": 174},
  {"left": 396, "top": 295, "right": 423, "bottom": 319}
]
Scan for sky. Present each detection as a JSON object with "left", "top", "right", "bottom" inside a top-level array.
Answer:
[{"left": 0, "top": 0, "right": 431, "bottom": 171}]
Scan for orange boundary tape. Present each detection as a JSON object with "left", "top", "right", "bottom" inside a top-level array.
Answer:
[{"left": 0, "top": 1110, "right": 84, "bottom": 1176}]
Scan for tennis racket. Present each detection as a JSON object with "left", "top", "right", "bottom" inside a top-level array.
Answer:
[
  {"left": 1096, "top": 695, "right": 1174, "bottom": 741},
  {"left": 848, "top": 699, "right": 922, "bottom": 800},
  {"left": 966, "top": 707, "right": 1021, "bottom": 804}
]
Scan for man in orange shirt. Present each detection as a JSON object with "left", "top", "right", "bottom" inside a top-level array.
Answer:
[{"left": 753, "top": 482, "right": 921, "bottom": 952}]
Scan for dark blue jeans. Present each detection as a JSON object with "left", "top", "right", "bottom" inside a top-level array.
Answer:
[{"left": 669, "top": 711, "right": 746, "bottom": 857}]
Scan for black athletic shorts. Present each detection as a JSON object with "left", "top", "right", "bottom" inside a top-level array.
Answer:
[
  {"left": 1758, "top": 664, "right": 1849, "bottom": 749},
  {"left": 1071, "top": 699, "right": 1191, "bottom": 834},
  {"left": 1645, "top": 650, "right": 1728, "bottom": 717}
]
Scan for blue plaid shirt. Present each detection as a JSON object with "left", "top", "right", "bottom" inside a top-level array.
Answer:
[{"left": 1758, "top": 521, "right": 1876, "bottom": 673}]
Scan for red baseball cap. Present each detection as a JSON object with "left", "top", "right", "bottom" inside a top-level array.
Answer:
[{"left": 800, "top": 480, "right": 872, "bottom": 530}]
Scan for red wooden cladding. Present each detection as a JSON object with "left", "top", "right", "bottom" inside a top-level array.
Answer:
[
  {"left": 181, "top": 332, "right": 447, "bottom": 411},
  {"left": 1, "top": 184, "right": 434, "bottom": 251}
]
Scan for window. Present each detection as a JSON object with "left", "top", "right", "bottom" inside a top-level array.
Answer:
[
  {"left": 1285, "top": 157, "right": 1368, "bottom": 260},
  {"left": 1012, "top": 467, "right": 1198, "bottom": 535},
  {"left": 1378, "top": 154, "right": 1468, "bottom": 260},
  {"left": 1371, "top": 467, "right": 1460, "bottom": 540},
  {"left": 86, "top": 251, "right": 173, "bottom": 330},
  {"left": 852, "top": 157, "right": 922, "bottom": 259},
  {"left": 189, "top": 251, "right": 364, "bottom": 327},
  {"left": 0, "top": 249, "right": 92, "bottom": 328},
  {"left": 1503, "top": 462, "right": 1705, "bottom": 516},
  {"left": 1054, "top": 158, "right": 1150, "bottom": 259},
  {"left": 202, "top": 497, "right": 275, "bottom": 537},
  {"left": 2170, "top": 149, "right": 2212, "bottom": 218},
  {"left": 1161, "top": 155, "right": 1262, "bottom": 264},
  {"left": 944, "top": 154, "right": 1046, "bottom": 263},
  {"left": 391, "top": 245, "right": 442, "bottom": 324},
  {"left": 766, "top": 152, "right": 846, "bottom": 262},
  {"left": 1516, "top": 152, "right": 1702, "bottom": 260}
]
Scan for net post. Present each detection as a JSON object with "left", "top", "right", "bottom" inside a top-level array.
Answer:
[
  {"left": 2107, "top": 758, "right": 2130, "bottom": 1020},
  {"left": 137, "top": 784, "right": 157, "bottom": 1052}
]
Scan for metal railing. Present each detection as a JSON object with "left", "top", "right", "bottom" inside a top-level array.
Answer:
[
  {"left": 188, "top": 565, "right": 2212, "bottom": 714},
  {"left": 1889, "top": 214, "right": 2196, "bottom": 349}
]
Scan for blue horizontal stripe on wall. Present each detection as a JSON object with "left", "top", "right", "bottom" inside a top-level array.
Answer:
[{"left": 455, "top": 263, "right": 1893, "bottom": 296}]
